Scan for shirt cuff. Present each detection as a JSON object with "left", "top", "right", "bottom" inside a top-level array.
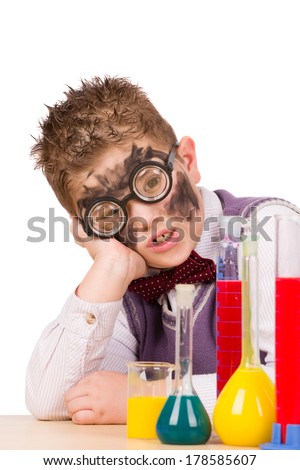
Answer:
[{"left": 57, "top": 292, "right": 123, "bottom": 339}]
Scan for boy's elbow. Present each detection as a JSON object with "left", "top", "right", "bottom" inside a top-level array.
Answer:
[
  {"left": 26, "top": 402, "right": 70, "bottom": 421},
  {"left": 25, "top": 389, "right": 69, "bottom": 421}
]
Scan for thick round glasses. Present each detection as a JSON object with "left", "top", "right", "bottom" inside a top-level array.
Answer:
[{"left": 83, "top": 142, "right": 179, "bottom": 239}]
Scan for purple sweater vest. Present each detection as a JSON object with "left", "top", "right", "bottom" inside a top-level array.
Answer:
[{"left": 122, "top": 189, "right": 299, "bottom": 374}]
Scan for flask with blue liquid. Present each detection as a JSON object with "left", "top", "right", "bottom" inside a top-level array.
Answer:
[{"left": 156, "top": 284, "right": 211, "bottom": 445}]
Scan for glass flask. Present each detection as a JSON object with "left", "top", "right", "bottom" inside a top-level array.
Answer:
[
  {"left": 213, "top": 235, "right": 275, "bottom": 447},
  {"left": 156, "top": 284, "right": 211, "bottom": 445}
]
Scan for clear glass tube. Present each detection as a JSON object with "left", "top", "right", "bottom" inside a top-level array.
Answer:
[
  {"left": 174, "top": 285, "right": 195, "bottom": 396},
  {"left": 262, "top": 214, "right": 300, "bottom": 450},
  {"left": 272, "top": 215, "right": 300, "bottom": 445},
  {"left": 240, "top": 238, "right": 260, "bottom": 368}
]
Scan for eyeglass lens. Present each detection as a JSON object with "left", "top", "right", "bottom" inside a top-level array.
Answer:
[
  {"left": 133, "top": 165, "right": 170, "bottom": 201},
  {"left": 88, "top": 201, "right": 126, "bottom": 236}
]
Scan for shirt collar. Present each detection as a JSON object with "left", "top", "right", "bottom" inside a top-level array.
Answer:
[{"left": 194, "top": 187, "right": 223, "bottom": 263}]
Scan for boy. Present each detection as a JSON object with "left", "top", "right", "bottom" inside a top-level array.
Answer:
[{"left": 26, "top": 76, "right": 299, "bottom": 424}]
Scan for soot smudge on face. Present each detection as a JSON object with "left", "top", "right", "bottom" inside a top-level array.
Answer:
[
  {"left": 117, "top": 218, "right": 148, "bottom": 249},
  {"left": 164, "top": 171, "right": 199, "bottom": 217},
  {"left": 77, "top": 146, "right": 167, "bottom": 214}
]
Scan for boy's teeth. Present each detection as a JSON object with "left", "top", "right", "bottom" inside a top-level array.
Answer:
[{"left": 154, "top": 232, "right": 172, "bottom": 245}]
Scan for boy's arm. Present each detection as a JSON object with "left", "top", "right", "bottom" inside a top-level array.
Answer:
[
  {"left": 63, "top": 310, "right": 140, "bottom": 424},
  {"left": 25, "top": 293, "right": 137, "bottom": 420},
  {"left": 26, "top": 218, "right": 147, "bottom": 421}
]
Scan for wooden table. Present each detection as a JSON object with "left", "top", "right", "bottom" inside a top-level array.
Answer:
[{"left": 0, "top": 415, "right": 254, "bottom": 450}]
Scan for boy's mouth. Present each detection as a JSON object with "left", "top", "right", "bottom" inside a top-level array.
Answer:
[
  {"left": 147, "top": 229, "right": 180, "bottom": 251},
  {"left": 152, "top": 232, "right": 173, "bottom": 245}
]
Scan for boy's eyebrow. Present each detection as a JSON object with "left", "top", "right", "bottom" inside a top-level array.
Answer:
[
  {"left": 82, "top": 147, "right": 167, "bottom": 193},
  {"left": 82, "top": 182, "right": 109, "bottom": 196}
]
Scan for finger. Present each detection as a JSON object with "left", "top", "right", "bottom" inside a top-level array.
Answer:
[
  {"left": 72, "top": 409, "right": 97, "bottom": 425},
  {"left": 64, "top": 384, "right": 91, "bottom": 404},
  {"left": 65, "top": 395, "right": 94, "bottom": 416},
  {"left": 74, "top": 372, "right": 102, "bottom": 386},
  {"left": 64, "top": 372, "right": 104, "bottom": 405}
]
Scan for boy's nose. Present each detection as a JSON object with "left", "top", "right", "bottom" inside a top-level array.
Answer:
[{"left": 126, "top": 199, "right": 165, "bottom": 232}]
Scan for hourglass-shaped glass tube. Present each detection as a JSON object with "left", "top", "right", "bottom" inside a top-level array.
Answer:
[
  {"left": 213, "top": 235, "right": 275, "bottom": 447},
  {"left": 156, "top": 284, "right": 211, "bottom": 445}
]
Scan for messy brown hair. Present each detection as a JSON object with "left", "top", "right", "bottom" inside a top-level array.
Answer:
[{"left": 31, "top": 76, "right": 177, "bottom": 214}]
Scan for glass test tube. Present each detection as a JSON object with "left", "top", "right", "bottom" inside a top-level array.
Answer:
[
  {"left": 262, "top": 214, "right": 300, "bottom": 450},
  {"left": 216, "top": 216, "right": 242, "bottom": 395}
]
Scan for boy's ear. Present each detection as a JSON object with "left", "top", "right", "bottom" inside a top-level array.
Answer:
[{"left": 177, "top": 136, "right": 201, "bottom": 183}]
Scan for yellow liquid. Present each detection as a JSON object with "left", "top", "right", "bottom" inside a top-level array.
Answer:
[
  {"left": 127, "top": 396, "right": 166, "bottom": 439},
  {"left": 213, "top": 367, "right": 275, "bottom": 447}
]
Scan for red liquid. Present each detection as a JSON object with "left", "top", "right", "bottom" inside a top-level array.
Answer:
[
  {"left": 216, "top": 280, "right": 242, "bottom": 395},
  {"left": 275, "top": 277, "right": 300, "bottom": 442}
]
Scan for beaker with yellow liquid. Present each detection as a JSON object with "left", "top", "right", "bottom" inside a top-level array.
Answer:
[{"left": 213, "top": 234, "right": 275, "bottom": 447}]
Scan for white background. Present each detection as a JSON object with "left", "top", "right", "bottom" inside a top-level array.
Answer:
[{"left": 0, "top": 0, "right": 299, "bottom": 414}]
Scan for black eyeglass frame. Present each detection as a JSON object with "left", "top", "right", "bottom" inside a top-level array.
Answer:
[{"left": 82, "top": 141, "right": 179, "bottom": 238}]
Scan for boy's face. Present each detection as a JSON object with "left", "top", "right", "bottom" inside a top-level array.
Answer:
[{"left": 73, "top": 137, "right": 204, "bottom": 269}]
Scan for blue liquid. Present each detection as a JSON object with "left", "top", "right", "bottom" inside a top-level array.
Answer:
[{"left": 156, "top": 395, "right": 211, "bottom": 445}]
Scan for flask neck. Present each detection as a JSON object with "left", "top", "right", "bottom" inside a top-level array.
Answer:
[
  {"left": 241, "top": 243, "right": 260, "bottom": 368},
  {"left": 174, "top": 305, "right": 194, "bottom": 394}
]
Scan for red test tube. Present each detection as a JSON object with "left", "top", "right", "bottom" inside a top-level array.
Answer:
[
  {"left": 216, "top": 216, "right": 242, "bottom": 395},
  {"left": 275, "top": 277, "right": 300, "bottom": 441},
  {"left": 216, "top": 280, "right": 242, "bottom": 395},
  {"left": 262, "top": 214, "right": 300, "bottom": 450}
]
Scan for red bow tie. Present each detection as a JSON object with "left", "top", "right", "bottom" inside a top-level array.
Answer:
[{"left": 128, "top": 250, "right": 216, "bottom": 302}]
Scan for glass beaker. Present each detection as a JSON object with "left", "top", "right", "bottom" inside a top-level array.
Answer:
[
  {"left": 213, "top": 235, "right": 275, "bottom": 446},
  {"left": 156, "top": 284, "right": 211, "bottom": 445},
  {"left": 127, "top": 361, "right": 174, "bottom": 439}
]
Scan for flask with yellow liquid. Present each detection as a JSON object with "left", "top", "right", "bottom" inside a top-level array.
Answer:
[{"left": 213, "top": 232, "right": 275, "bottom": 447}]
